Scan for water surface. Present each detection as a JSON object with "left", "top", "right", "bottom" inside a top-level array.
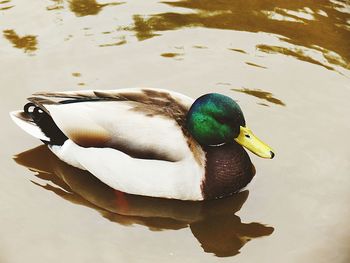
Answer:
[{"left": 1, "top": 0, "right": 350, "bottom": 262}]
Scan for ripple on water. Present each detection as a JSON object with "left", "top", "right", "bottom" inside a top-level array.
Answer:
[
  {"left": 46, "top": 0, "right": 123, "bottom": 16},
  {"left": 232, "top": 88, "right": 286, "bottom": 106},
  {"left": 0, "top": 0, "right": 13, "bottom": 10},
  {"left": 160, "top": 52, "right": 184, "bottom": 59},
  {"left": 69, "top": 0, "right": 122, "bottom": 17},
  {"left": 127, "top": 0, "right": 350, "bottom": 70},
  {"left": 3, "top": 30, "right": 38, "bottom": 53},
  {"left": 99, "top": 38, "right": 127, "bottom": 47}
]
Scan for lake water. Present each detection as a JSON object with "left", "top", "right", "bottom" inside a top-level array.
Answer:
[{"left": 1, "top": 0, "right": 349, "bottom": 262}]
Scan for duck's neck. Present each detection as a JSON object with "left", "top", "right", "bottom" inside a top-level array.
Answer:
[{"left": 201, "top": 142, "right": 254, "bottom": 199}]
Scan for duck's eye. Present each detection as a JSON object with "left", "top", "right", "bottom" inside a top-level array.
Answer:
[{"left": 245, "top": 134, "right": 251, "bottom": 138}]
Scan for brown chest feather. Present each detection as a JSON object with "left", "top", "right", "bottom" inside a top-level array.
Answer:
[{"left": 202, "top": 143, "right": 255, "bottom": 199}]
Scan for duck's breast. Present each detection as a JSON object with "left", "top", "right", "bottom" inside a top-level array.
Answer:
[{"left": 201, "top": 143, "right": 254, "bottom": 199}]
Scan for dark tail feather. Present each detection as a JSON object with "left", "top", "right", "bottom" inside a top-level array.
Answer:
[{"left": 24, "top": 102, "right": 68, "bottom": 146}]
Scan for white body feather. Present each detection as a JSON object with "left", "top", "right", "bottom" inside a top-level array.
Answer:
[
  {"left": 50, "top": 139, "right": 205, "bottom": 200},
  {"left": 45, "top": 100, "right": 191, "bottom": 162}
]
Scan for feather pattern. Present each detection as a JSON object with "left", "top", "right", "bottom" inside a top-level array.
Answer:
[{"left": 34, "top": 88, "right": 205, "bottom": 163}]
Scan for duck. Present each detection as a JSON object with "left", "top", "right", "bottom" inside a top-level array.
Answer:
[{"left": 10, "top": 88, "right": 274, "bottom": 201}]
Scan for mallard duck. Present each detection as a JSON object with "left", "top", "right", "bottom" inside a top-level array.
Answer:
[{"left": 10, "top": 88, "right": 274, "bottom": 200}]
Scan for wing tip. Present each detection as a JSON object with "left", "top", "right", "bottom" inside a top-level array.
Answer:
[{"left": 10, "top": 110, "right": 50, "bottom": 141}]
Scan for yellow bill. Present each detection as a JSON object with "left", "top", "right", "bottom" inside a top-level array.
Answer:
[{"left": 234, "top": 126, "right": 275, "bottom": 159}]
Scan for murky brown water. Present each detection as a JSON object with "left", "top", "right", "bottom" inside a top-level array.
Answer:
[{"left": 1, "top": 0, "right": 350, "bottom": 262}]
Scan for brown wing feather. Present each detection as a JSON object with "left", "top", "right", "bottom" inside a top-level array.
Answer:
[{"left": 35, "top": 89, "right": 188, "bottom": 121}]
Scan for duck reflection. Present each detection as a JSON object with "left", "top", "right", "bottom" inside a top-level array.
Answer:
[
  {"left": 129, "top": 0, "right": 350, "bottom": 70},
  {"left": 14, "top": 145, "right": 274, "bottom": 257}
]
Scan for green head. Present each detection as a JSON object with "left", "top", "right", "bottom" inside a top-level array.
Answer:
[
  {"left": 186, "top": 93, "right": 275, "bottom": 159},
  {"left": 186, "top": 93, "right": 245, "bottom": 145}
]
